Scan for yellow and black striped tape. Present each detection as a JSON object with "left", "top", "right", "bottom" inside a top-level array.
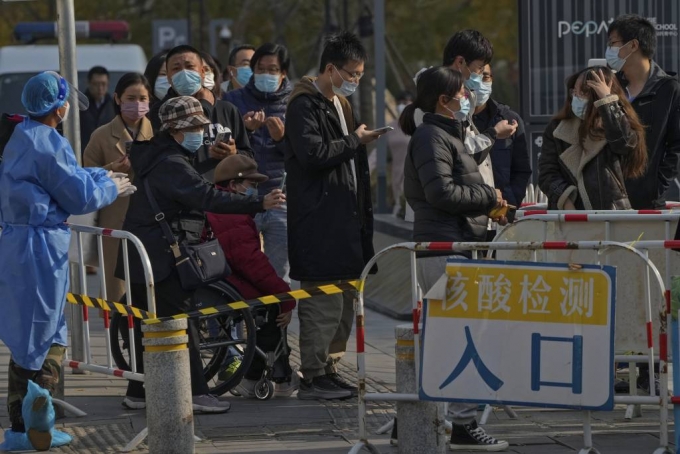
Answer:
[
  {"left": 143, "top": 280, "right": 360, "bottom": 325},
  {"left": 66, "top": 293, "right": 155, "bottom": 320},
  {"left": 65, "top": 280, "right": 360, "bottom": 324}
]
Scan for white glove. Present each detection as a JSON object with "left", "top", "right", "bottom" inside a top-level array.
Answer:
[{"left": 108, "top": 172, "right": 134, "bottom": 197}]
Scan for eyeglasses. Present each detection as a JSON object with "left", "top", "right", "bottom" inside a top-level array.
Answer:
[
  {"left": 337, "top": 66, "right": 364, "bottom": 82},
  {"left": 255, "top": 67, "right": 282, "bottom": 75}
]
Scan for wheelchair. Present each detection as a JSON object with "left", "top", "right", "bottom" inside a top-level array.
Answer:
[{"left": 109, "top": 280, "right": 257, "bottom": 396}]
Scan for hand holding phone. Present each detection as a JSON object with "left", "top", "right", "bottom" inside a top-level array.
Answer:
[
  {"left": 215, "top": 131, "right": 232, "bottom": 144},
  {"left": 373, "top": 126, "right": 394, "bottom": 134}
]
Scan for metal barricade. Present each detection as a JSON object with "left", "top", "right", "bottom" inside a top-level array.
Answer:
[
  {"left": 349, "top": 240, "right": 674, "bottom": 454},
  {"left": 65, "top": 224, "right": 156, "bottom": 388}
]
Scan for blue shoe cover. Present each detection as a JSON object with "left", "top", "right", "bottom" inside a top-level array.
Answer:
[
  {"left": 0, "top": 428, "right": 72, "bottom": 451},
  {"left": 22, "top": 381, "right": 54, "bottom": 432}
]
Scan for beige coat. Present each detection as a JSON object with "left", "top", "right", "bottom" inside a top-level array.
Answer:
[{"left": 83, "top": 115, "right": 153, "bottom": 301}]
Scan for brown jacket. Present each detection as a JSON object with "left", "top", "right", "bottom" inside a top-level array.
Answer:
[{"left": 83, "top": 115, "right": 153, "bottom": 300}]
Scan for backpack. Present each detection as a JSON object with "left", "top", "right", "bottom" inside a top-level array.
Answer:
[{"left": 0, "top": 114, "right": 24, "bottom": 164}]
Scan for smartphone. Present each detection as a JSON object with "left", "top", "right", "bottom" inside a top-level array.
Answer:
[
  {"left": 214, "top": 131, "right": 232, "bottom": 144},
  {"left": 373, "top": 125, "right": 394, "bottom": 134},
  {"left": 279, "top": 172, "right": 287, "bottom": 191},
  {"left": 489, "top": 204, "right": 517, "bottom": 219}
]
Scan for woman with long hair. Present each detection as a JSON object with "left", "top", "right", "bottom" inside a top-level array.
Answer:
[
  {"left": 83, "top": 72, "right": 154, "bottom": 302},
  {"left": 539, "top": 66, "right": 647, "bottom": 210}
]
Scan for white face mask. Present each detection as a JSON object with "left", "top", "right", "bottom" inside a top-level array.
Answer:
[
  {"left": 57, "top": 102, "right": 70, "bottom": 123},
  {"left": 204, "top": 72, "right": 215, "bottom": 90}
]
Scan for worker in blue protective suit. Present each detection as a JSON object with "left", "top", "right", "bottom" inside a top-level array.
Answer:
[{"left": 0, "top": 71, "right": 136, "bottom": 451}]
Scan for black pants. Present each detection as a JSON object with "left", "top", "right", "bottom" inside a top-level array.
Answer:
[
  {"left": 126, "top": 274, "right": 210, "bottom": 398},
  {"left": 245, "top": 306, "right": 291, "bottom": 381}
]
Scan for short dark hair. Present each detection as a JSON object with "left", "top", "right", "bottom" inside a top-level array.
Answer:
[
  {"left": 250, "top": 43, "right": 291, "bottom": 73},
  {"left": 165, "top": 44, "right": 202, "bottom": 66},
  {"left": 228, "top": 45, "right": 256, "bottom": 66},
  {"left": 319, "top": 31, "right": 367, "bottom": 73},
  {"left": 399, "top": 66, "right": 464, "bottom": 136},
  {"left": 113, "top": 72, "right": 151, "bottom": 115},
  {"left": 144, "top": 50, "right": 168, "bottom": 102},
  {"left": 609, "top": 14, "right": 656, "bottom": 59},
  {"left": 88, "top": 66, "right": 109, "bottom": 81},
  {"left": 442, "top": 29, "right": 493, "bottom": 66}
]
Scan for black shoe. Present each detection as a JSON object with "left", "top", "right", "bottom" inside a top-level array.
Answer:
[
  {"left": 8, "top": 400, "right": 25, "bottom": 433},
  {"left": 327, "top": 373, "right": 358, "bottom": 396},
  {"left": 614, "top": 379, "right": 630, "bottom": 394},
  {"left": 297, "top": 375, "right": 352, "bottom": 400},
  {"left": 390, "top": 417, "right": 398, "bottom": 446},
  {"left": 450, "top": 420, "right": 509, "bottom": 451}
]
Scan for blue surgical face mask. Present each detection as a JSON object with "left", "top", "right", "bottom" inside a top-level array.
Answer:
[
  {"left": 238, "top": 184, "right": 258, "bottom": 197},
  {"left": 475, "top": 81, "right": 493, "bottom": 106},
  {"left": 171, "top": 70, "right": 203, "bottom": 96},
  {"left": 154, "top": 76, "right": 171, "bottom": 100},
  {"left": 332, "top": 66, "right": 359, "bottom": 97},
  {"left": 236, "top": 66, "right": 253, "bottom": 87},
  {"left": 605, "top": 42, "right": 632, "bottom": 71},
  {"left": 254, "top": 74, "right": 281, "bottom": 93},
  {"left": 445, "top": 96, "right": 471, "bottom": 122},
  {"left": 464, "top": 71, "right": 483, "bottom": 92},
  {"left": 571, "top": 95, "right": 589, "bottom": 120},
  {"left": 180, "top": 131, "right": 204, "bottom": 153}
]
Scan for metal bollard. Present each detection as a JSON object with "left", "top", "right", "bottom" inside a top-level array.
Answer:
[
  {"left": 142, "top": 319, "right": 194, "bottom": 454},
  {"left": 395, "top": 324, "right": 446, "bottom": 453}
]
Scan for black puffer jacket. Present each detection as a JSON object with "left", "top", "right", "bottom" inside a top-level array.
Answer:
[
  {"left": 284, "top": 77, "right": 374, "bottom": 281},
  {"left": 404, "top": 113, "right": 497, "bottom": 253},
  {"left": 617, "top": 62, "right": 680, "bottom": 209},
  {"left": 115, "top": 132, "right": 264, "bottom": 284},
  {"left": 539, "top": 95, "right": 635, "bottom": 210}
]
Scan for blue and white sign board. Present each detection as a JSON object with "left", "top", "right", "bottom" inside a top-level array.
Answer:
[{"left": 419, "top": 259, "right": 616, "bottom": 410}]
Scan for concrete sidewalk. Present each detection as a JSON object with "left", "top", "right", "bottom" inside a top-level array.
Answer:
[{"left": 0, "top": 303, "right": 675, "bottom": 453}]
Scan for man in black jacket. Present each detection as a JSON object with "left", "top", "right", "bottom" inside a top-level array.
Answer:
[
  {"left": 80, "top": 66, "right": 116, "bottom": 151},
  {"left": 472, "top": 64, "right": 532, "bottom": 211},
  {"left": 148, "top": 45, "right": 253, "bottom": 180},
  {"left": 285, "top": 31, "right": 384, "bottom": 400},
  {"left": 608, "top": 14, "right": 680, "bottom": 209}
]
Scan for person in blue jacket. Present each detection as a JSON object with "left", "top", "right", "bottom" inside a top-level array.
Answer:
[
  {"left": 0, "top": 71, "right": 133, "bottom": 449},
  {"left": 223, "top": 43, "right": 292, "bottom": 283}
]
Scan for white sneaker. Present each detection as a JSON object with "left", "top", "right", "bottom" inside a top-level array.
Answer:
[
  {"left": 192, "top": 394, "right": 231, "bottom": 414},
  {"left": 275, "top": 373, "right": 300, "bottom": 397},
  {"left": 122, "top": 396, "right": 146, "bottom": 410},
  {"left": 234, "top": 379, "right": 258, "bottom": 398}
]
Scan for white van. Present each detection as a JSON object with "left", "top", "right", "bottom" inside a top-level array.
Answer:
[{"left": 0, "top": 41, "right": 147, "bottom": 114}]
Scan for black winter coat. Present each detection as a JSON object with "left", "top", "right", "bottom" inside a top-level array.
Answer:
[
  {"left": 618, "top": 61, "right": 680, "bottom": 209},
  {"left": 538, "top": 95, "right": 635, "bottom": 210},
  {"left": 115, "top": 132, "right": 264, "bottom": 284},
  {"left": 472, "top": 99, "right": 532, "bottom": 207},
  {"left": 223, "top": 78, "right": 292, "bottom": 194},
  {"left": 404, "top": 113, "right": 497, "bottom": 254},
  {"left": 148, "top": 88, "right": 254, "bottom": 178},
  {"left": 80, "top": 91, "right": 116, "bottom": 150},
  {"left": 284, "top": 77, "right": 374, "bottom": 281}
]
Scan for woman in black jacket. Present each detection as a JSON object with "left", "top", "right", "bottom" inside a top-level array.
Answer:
[
  {"left": 539, "top": 67, "right": 647, "bottom": 210},
  {"left": 400, "top": 66, "right": 509, "bottom": 451},
  {"left": 116, "top": 96, "right": 285, "bottom": 413}
]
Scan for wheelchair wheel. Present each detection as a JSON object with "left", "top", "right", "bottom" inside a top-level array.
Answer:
[
  {"left": 108, "top": 281, "right": 257, "bottom": 397},
  {"left": 254, "top": 379, "right": 274, "bottom": 400}
]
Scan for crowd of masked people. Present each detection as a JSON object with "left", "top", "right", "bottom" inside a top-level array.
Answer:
[{"left": 2, "top": 11, "right": 679, "bottom": 452}]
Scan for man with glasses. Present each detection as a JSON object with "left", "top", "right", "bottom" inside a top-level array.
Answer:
[
  {"left": 608, "top": 14, "right": 680, "bottom": 210},
  {"left": 285, "top": 31, "right": 386, "bottom": 400},
  {"left": 224, "top": 43, "right": 293, "bottom": 284}
]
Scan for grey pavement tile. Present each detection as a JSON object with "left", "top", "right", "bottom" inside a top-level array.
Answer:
[{"left": 555, "top": 433, "right": 670, "bottom": 452}]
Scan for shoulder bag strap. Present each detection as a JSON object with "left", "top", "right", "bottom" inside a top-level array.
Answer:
[{"left": 143, "top": 178, "right": 182, "bottom": 259}]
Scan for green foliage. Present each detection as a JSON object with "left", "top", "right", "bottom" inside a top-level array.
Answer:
[{"left": 0, "top": 0, "right": 519, "bottom": 107}]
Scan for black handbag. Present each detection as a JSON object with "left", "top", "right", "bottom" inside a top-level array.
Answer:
[{"left": 144, "top": 179, "right": 231, "bottom": 291}]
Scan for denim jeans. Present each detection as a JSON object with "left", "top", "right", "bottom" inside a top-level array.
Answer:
[
  {"left": 254, "top": 203, "right": 290, "bottom": 284},
  {"left": 417, "top": 255, "right": 478, "bottom": 425}
]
